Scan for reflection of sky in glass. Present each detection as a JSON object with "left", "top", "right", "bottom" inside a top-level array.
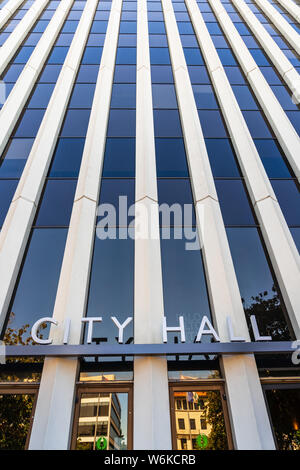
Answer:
[
  {"left": 3, "top": 229, "right": 68, "bottom": 343},
  {"left": 160, "top": 230, "right": 211, "bottom": 344},
  {"left": 226, "top": 227, "right": 278, "bottom": 306},
  {"left": 85, "top": 235, "right": 134, "bottom": 344},
  {"left": 116, "top": 393, "right": 128, "bottom": 447}
]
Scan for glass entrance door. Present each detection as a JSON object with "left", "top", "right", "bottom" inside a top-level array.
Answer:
[
  {"left": 72, "top": 385, "right": 132, "bottom": 450},
  {"left": 263, "top": 383, "right": 300, "bottom": 450},
  {"left": 169, "top": 384, "right": 233, "bottom": 450}
]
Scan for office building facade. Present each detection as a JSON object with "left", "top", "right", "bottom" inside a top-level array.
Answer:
[{"left": 0, "top": 0, "right": 299, "bottom": 450}]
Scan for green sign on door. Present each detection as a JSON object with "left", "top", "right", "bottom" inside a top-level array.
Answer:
[{"left": 96, "top": 436, "right": 107, "bottom": 450}]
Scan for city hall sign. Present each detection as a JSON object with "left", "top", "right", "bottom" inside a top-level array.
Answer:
[{"left": 3, "top": 315, "right": 297, "bottom": 358}]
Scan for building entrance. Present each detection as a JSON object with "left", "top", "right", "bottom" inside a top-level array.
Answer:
[
  {"left": 169, "top": 383, "right": 233, "bottom": 450},
  {"left": 71, "top": 384, "right": 133, "bottom": 450}
]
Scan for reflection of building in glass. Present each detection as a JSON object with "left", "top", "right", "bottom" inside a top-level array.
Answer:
[
  {"left": 76, "top": 391, "right": 124, "bottom": 450},
  {"left": 174, "top": 391, "right": 211, "bottom": 450}
]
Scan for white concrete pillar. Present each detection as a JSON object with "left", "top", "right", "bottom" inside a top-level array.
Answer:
[
  {"left": 162, "top": 0, "right": 276, "bottom": 449},
  {"left": 254, "top": 0, "right": 300, "bottom": 54},
  {"left": 0, "top": 0, "right": 49, "bottom": 75},
  {"left": 0, "top": 0, "right": 74, "bottom": 158},
  {"left": 29, "top": 0, "right": 123, "bottom": 450},
  {"left": 231, "top": 0, "right": 300, "bottom": 107},
  {"left": 0, "top": 0, "right": 24, "bottom": 30},
  {"left": 208, "top": 0, "right": 300, "bottom": 182},
  {"left": 276, "top": 0, "right": 300, "bottom": 22},
  {"left": 188, "top": 0, "right": 300, "bottom": 340},
  {"left": 133, "top": 0, "right": 171, "bottom": 450}
]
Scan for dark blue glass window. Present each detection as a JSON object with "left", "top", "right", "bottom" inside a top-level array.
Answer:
[
  {"left": 157, "top": 179, "right": 195, "bottom": 225},
  {"left": 91, "top": 21, "right": 108, "bottom": 33},
  {"left": 13, "top": 47, "right": 35, "bottom": 63},
  {"left": 118, "top": 34, "right": 137, "bottom": 46},
  {"left": 61, "top": 109, "right": 91, "bottom": 137},
  {"left": 180, "top": 35, "right": 198, "bottom": 47},
  {"left": 39, "top": 64, "right": 61, "bottom": 82},
  {"left": 198, "top": 110, "right": 227, "bottom": 138},
  {"left": 232, "top": 85, "right": 258, "bottom": 110},
  {"left": 55, "top": 33, "right": 74, "bottom": 46},
  {"left": 0, "top": 180, "right": 18, "bottom": 227},
  {"left": 3, "top": 228, "right": 68, "bottom": 342},
  {"left": 224, "top": 66, "right": 246, "bottom": 84},
  {"left": 151, "top": 65, "right": 174, "bottom": 83},
  {"left": 183, "top": 48, "right": 204, "bottom": 65},
  {"left": 217, "top": 49, "right": 237, "bottom": 66},
  {"left": 155, "top": 138, "right": 188, "bottom": 177},
  {"left": 69, "top": 84, "right": 96, "bottom": 108},
  {"left": 286, "top": 111, "right": 300, "bottom": 136},
  {"left": 149, "top": 34, "right": 168, "bottom": 47},
  {"left": 76, "top": 65, "right": 99, "bottom": 83},
  {"left": 205, "top": 139, "right": 240, "bottom": 177},
  {"left": 177, "top": 22, "right": 194, "bottom": 34},
  {"left": 150, "top": 48, "right": 170, "bottom": 64},
  {"left": 226, "top": 227, "right": 292, "bottom": 340},
  {"left": 110, "top": 84, "right": 136, "bottom": 108},
  {"left": 15, "top": 110, "right": 45, "bottom": 137},
  {"left": 253, "top": 140, "right": 291, "bottom": 178},
  {"left": 154, "top": 110, "right": 182, "bottom": 137},
  {"left": 82, "top": 47, "right": 103, "bottom": 64},
  {"left": 192, "top": 85, "right": 218, "bottom": 109},
  {"left": 102, "top": 138, "right": 135, "bottom": 177},
  {"left": 35, "top": 180, "right": 77, "bottom": 226},
  {"left": 215, "top": 179, "right": 255, "bottom": 225},
  {"left": 0, "top": 138, "right": 34, "bottom": 177},
  {"left": 270, "top": 85, "right": 298, "bottom": 111},
  {"left": 99, "top": 178, "right": 135, "bottom": 214},
  {"left": 188, "top": 66, "right": 210, "bottom": 84},
  {"left": 249, "top": 49, "right": 270, "bottom": 66},
  {"left": 152, "top": 84, "right": 178, "bottom": 108},
  {"left": 85, "top": 235, "right": 134, "bottom": 344},
  {"left": 259, "top": 67, "right": 282, "bottom": 85},
  {"left": 1, "top": 64, "right": 24, "bottom": 82},
  {"left": 48, "top": 47, "right": 69, "bottom": 64},
  {"left": 206, "top": 22, "right": 222, "bottom": 34},
  {"left": 148, "top": 21, "right": 166, "bottom": 34},
  {"left": 27, "top": 84, "right": 55, "bottom": 108},
  {"left": 271, "top": 180, "right": 300, "bottom": 226},
  {"left": 114, "top": 65, "right": 136, "bottom": 83},
  {"left": 87, "top": 33, "right": 106, "bottom": 46},
  {"left": 119, "top": 21, "right": 137, "bottom": 33},
  {"left": 116, "top": 48, "right": 136, "bottom": 64},
  {"left": 62, "top": 21, "right": 79, "bottom": 33},
  {"left": 107, "top": 109, "right": 136, "bottom": 137},
  {"left": 160, "top": 232, "right": 211, "bottom": 343},
  {"left": 242, "top": 111, "right": 273, "bottom": 138},
  {"left": 49, "top": 138, "right": 85, "bottom": 177}
]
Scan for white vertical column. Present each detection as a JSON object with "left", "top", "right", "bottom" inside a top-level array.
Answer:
[
  {"left": 254, "top": 0, "right": 300, "bottom": 54},
  {"left": 0, "top": 0, "right": 49, "bottom": 74},
  {"left": 0, "top": 0, "right": 24, "bottom": 30},
  {"left": 231, "top": 0, "right": 300, "bottom": 99},
  {"left": 162, "top": 0, "right": 275, "bottom": 449},
  {"left": 276, "top": 0, "right": 300, "bottom": 22},
  {"left": 134, "top": 0, "right": 171, "bottom": 450},
  {"left": 0, "top": 0, "right": 74, "bottom": 334},
  {"left": 0, "top": 0, "right": 74, "bottom": 158},
  {"left": 29, "top": 0, "right": 123, "bottom": 450},
  {"left": 188, "top": 0, "right": 300, "bottom": 340},
  {"left": 208, "top": 0, "right": 300, "bottom": 182}
]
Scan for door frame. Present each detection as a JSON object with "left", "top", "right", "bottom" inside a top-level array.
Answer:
[
  {"left": 262, "top": 380, "right": 300, "bottom": 450},
  {"left": 0, "top": 383, "right": 39, "bottom": 450},
  {"left": 169, "top": 381, "right": 234, "bottom": 450},
  {"left": 71, "top": 382, "right": 133, "bottom": 450}
]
